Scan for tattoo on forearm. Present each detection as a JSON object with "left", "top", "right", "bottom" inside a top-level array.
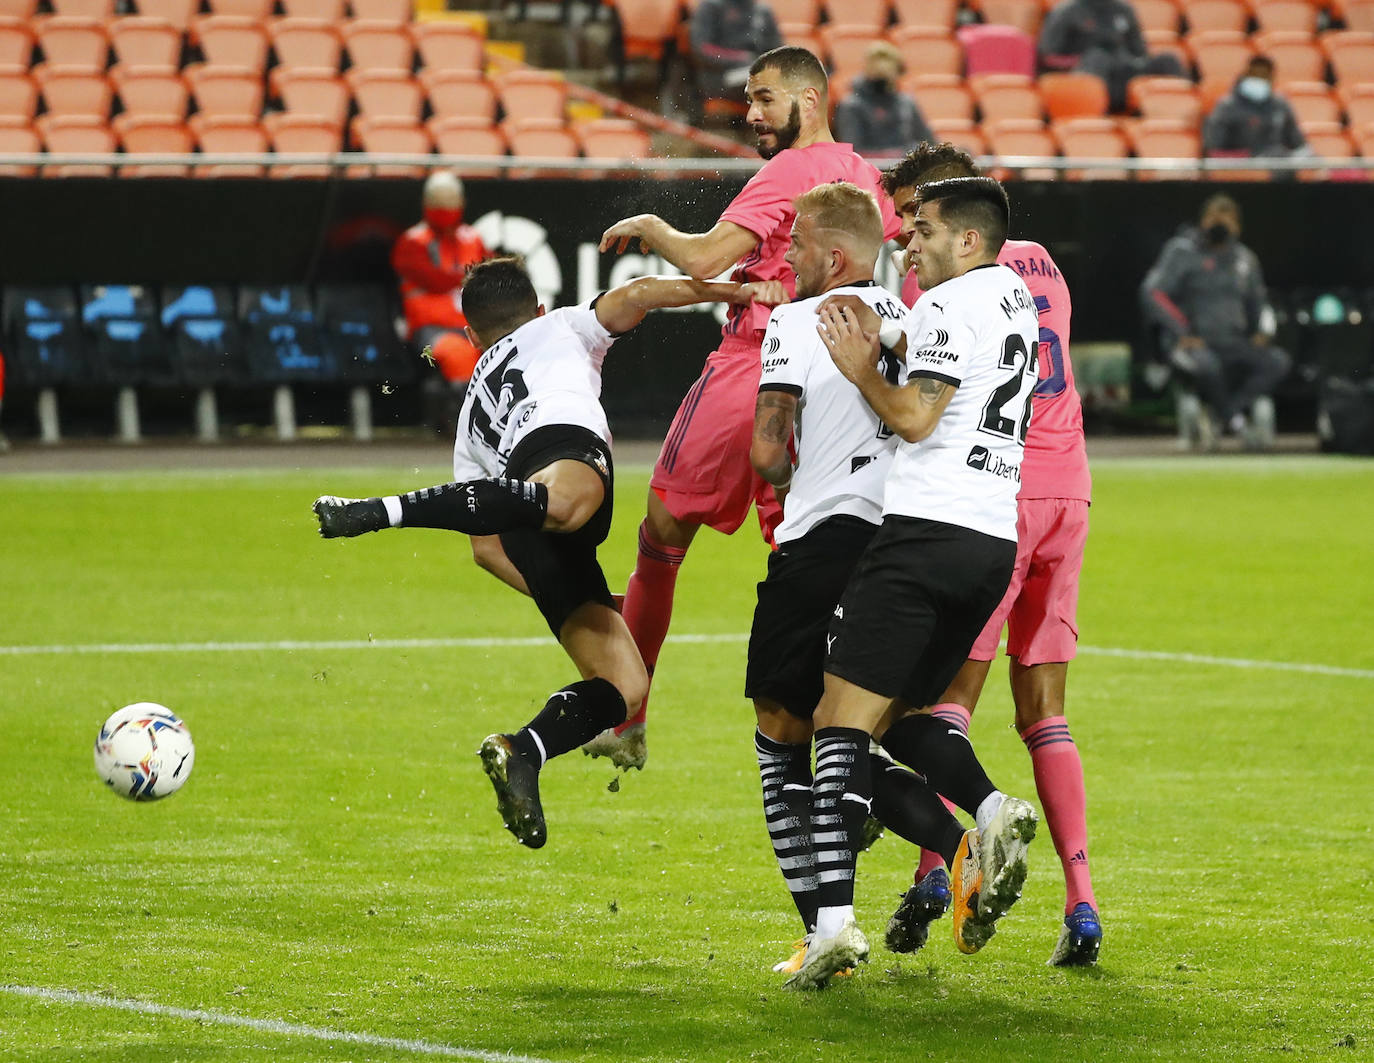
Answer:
[
  {"left": 755, "top": 393, "right": 794, "bottom": 444},
  {"left": 915, "top": 377, "right": 950, "bottom": 407}
]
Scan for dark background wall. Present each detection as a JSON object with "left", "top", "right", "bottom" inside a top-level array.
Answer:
[{"left": 2, "top": 175, "right": 1371, "bottom": 435}]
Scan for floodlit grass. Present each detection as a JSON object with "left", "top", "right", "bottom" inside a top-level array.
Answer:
[{"left": 1, "top": 455, "right": 1372, "bottom": 1062}]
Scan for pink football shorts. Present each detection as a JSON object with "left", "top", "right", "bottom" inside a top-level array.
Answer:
[
  {"left": 969, "top": 498, "right": 1089, "bottom": 665},
  {"left": 649, "top": 336, "right": 782, "bottom": 542}
]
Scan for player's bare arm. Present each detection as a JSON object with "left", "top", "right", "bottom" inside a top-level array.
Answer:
[
  {"left": 598, "top": 216, "right": 759, "bottom": 281},
  {"left": 817, "top": 302, "right": 954, "bottom": 442},
  {"left": 750, "top": 390, "right": 796, "bottom": 500},
  {"left": 593, "top": 276, "right": 786, "bottom": 335}
]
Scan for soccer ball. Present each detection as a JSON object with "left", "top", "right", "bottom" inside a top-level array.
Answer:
[{"left": 93, "top": 703, "right": 195, "bottom": 801}]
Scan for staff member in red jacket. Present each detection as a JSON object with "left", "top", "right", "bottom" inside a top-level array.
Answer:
[{"left": 392, "top": 171, "right": 490, "bottom": 428}]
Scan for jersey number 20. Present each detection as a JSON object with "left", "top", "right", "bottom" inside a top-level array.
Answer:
[{"left": 979, "top": 334, "right": 1037, "bottom": 445}]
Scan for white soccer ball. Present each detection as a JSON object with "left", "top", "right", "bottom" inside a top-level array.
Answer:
[{"left": 93, "top": 702, "right": 195, "bottom": 801}]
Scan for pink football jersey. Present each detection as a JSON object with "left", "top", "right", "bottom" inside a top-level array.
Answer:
[
  {"left": 719, "top": 140, "right": 900, "bottom": 343},
  {"left": 903, "top": 239, "right": 1090, "bottom": 501}
]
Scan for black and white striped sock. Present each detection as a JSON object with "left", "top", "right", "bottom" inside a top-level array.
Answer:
[
  {"left": 810, "top": 726, "right": 872, "bottom": 940},
  {"left": 754, "top": 730, "right": 819, "bottom": 933}
]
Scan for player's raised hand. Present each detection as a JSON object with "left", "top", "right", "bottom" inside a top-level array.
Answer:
[
  {"left": 600, "top": 215, "right": 659, "bottom": 254},
  {"left": 738, "top": 280, "right": 789, "bottom": 306},
  {"left": 816, "top": 294, "right": 879, "bottom": 333},
  {"left": 817, "top": 302, "right": 880, "bottom": 384}
]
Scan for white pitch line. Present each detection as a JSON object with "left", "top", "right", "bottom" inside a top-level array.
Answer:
[
  {"left": 0, "top": 633, "right": 1370, "bottom": 680},
  {"left": 0, "top": 985, "right": 554, "bottom": 1063}
]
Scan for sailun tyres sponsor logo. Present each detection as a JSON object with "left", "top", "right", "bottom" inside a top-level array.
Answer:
[
  {"left": 763, "top": 336, "right": 781, "bottom": 357},
  {"left": 912, "top": 327, "right": 956, "bottom": 363},
  {"left": 966, "top": 445, "right": 1021, "bottom": 482}
]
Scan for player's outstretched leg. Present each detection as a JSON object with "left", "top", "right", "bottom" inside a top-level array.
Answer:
[
  {"left": 314, "top": 496, "right": 389, "bottom": 538},
  {"left": 315, "top": 478, "right": 550, "bottom": 539},
  {"left": 954, "top": 794, "right": 1038, "bottom": 953},
  {"left": 479, "top": 677, "right": 628, "bottom": 848}
]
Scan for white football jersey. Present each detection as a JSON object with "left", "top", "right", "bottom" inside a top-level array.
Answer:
[
  {"left": 759, "top": 282, "right": 909, "bottom": 545},
  {"left": 452, "top": 302, "right": 616, "bottom": 481},
  {"left": 885, "top": 263, "right": 1040, "bottom": 541}
]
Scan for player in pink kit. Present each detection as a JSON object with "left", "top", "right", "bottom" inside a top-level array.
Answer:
[
  {"left": 871, "top": 144, "right": 1100, "bottom": 967},
  {"left": 591, "top": 46, "right": 899, "bottom": 770}
]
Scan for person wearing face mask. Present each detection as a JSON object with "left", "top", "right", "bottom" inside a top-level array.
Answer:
[
  {"left": 1038, "top": 0, "right": 1185, "bottom": 112},
  {"left": 833, "top": 42, "right": 934, "bottom": 160},
  {"left": 1203, "top": 56, "right": 1308, "bottom": 161},
  {"left": 1140, "top": 194, "right": 1291, "bottom": 449},
  {"left": 392, "top": 170, "right": 491, "bottom": 431}
]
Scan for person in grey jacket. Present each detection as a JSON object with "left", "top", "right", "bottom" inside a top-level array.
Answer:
[
  {"left": 1203, "top": 56, "right": 1309, "bottom": 159},
  {"left": 690, "top": 0, "right": 783, "bottom": 104},
  {"left": 1038, "top": 0, "right": 1184, "bottom": 111},
  {"left": 834, "top": 42, "right": 934, "bottom": 159},
  {"left": 1140, "top": 194, "right": 1291, "bottom": 443}
]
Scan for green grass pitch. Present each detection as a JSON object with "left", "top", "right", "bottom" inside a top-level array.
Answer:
[{"left": 1, "top": 453, "right": 1372, "bottom": 1062}]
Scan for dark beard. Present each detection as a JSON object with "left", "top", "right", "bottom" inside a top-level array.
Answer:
[{"left": 756, "top": 101, "right": 802, "bottom": 160}]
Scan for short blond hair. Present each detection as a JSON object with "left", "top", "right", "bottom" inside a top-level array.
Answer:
[{"left": 792, "top": 181, "right": 884, "bottom": 253}]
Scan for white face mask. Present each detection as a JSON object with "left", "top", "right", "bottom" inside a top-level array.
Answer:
[{"left": 1237, "top": 76, "right": 1272, "bottom": 103}]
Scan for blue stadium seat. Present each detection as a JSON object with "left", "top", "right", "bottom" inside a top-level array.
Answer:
[
  {"left": 315, "top": 284, "right": 413, "bottom": 385},
  {"left": 162, "top": 284, "right": 247, "bottom": 388},
  {"left": 80, "top": 283, "right": 172, "bottom": 386},
  {"left": 237, "top": 285, "right": 334, "bottom": 383},
  {"left": 2, "top": 286, "right": 86, "bottom": 388}
]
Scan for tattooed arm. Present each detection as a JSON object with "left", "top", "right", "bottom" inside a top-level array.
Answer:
[
  {"left": 817, "top": 302, "right": 956, "bottom": 443},
  {"left": 750, "top": 388, "right": 797, "bottom": 506}
]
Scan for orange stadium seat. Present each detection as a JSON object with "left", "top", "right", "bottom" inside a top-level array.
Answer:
[
  {"left": 274, "top": 68, "right": 348, "bottom": 124},
  {"left": 1283, "top": 81, "right": 1342, "bottom": 123},
  {"left": 818, "top": 25, "right": 884, "bottom": 79},
  {"left": 34, "top": 66, "right": 110, "bottom": 118},
  {"left": 1051, "top": 115, "right": 1129, "bottom": 178},
  {"left": 904, "top": 72, "right": 974, "bottom": 122},
  {"left": 1038, "top": 71, "right": 1109, "bottom": 120},
  {"left": 346, "top": 67, "right": 422, "bottom": 119},
  {"left": 109, "top": 17, "right": 183, "bottom": 75},
  {"left": 428, "top": 113, "right": 507, "bottom": 165},
  {"left": 193, "top": 16, "right": 270, "bottom": 72},
  {"left": 973, "top": 0, "right": 1043, "bottom": 37},
  {"left": 0, "top": 70, "right": 36, "bottom": 119},
  {"left": 136, "top": 0, "right": 198, "bottom": 31},
  {"left": 37, "top": 112, "right": 115, "bottom": 173},
  {"left": 1188, "top": 30, "right": 1255, "bottom": 84},
  {"left": 1301, "top": 118, "right": 1357, "bottom": 156},
  {"left": 929, "top": 116, "right": 987, "bottom": 155},
  {"left": 1338, "top": 81, "right": 1374, "bottom": 127},
  {"left": 1254, "top": 31, "right": 1327, "bottom": 83},
  {"left": 112, "top": 68, "right": 187, "bottom": 117},
  {"left": 114, "top": 111, "right": 193, "bottom": 174},
  {"left": 1183, "top": 0, "right": 1247, "bottom": 33},
  {"left": 1321, "top": 30, "right": 1374, "bottom": 84},
  {"left": 891, "top": 0, "right": 957, "bottom": 29},
  {"left": 957, "top": 23, "right": 1035, "bottom": 78},
  {"left": 824, "top": 0, "right": 889, "bottom": 35},
  {"left": 0, "top": 16, "right": 33, "bottom": 68},
  {"left": 1352, "top": 120, "right": 1374, "bottom": 156},
  {"left": 340, "top": 19, "right": 413, "bottom": 73},
  {"left": 409, "top": 20, "right": 484, "bottom": 72},
  {"left": 36, "top": 17, "right": 109, "bottom": 73},
  {"left": 780, "top": 23, "right": 821, "bottom": 55},
  {"left": 1127, "top": 117, "right": 1201, "bottom": 179},
  {"left": 768, "top": 0, "right": 819, "bottom": 26},
  {"left": 0, "top": 0, "right": 36, "bottom": 17},
  {"left": 350, "top": 113, "right": 431, "bottom": 176},
  {"left": 1252, "top": 0, "right": 1319, "bottom": 34},
  {"left": 602, "top": 0, "right": 683, "bottom": 65},
  {"left": 351, "top": 0, "right": 412, "bottom": 23},
  {"left": 983, "top": 117, "right": 1056, "bottom": 171},
  {"left": 494, "top": 68, "right": 566, "bottom": 123},
  {"left": 0, "top": 114, "right": 38, "bottom": 173},
  {"left": 420, "top": 68, "right": 496, "bottom": 120},
  {"left": 52, "top": 0, "right": 115, "bottom": 18},
  {"left": 1143, "top": 27, "right": 1187, "bottom": 67},
  {"left": 263, "top": 110, "right": 338, "bottom": 174},
  {"left": 186, "top": 64, "right": 263, "bottom": 119},
  {"left": 503, "top": 115, "right": 579, "bottom": 158},
  {"left": 280, "top": 0, "right": 346, "bottom": 17},
  {"left": 1132, "top": 0, "right": 1179, "bottom": 35},
  {"left": 269, "top": 17, "right": 342, "bottom": 72},
  {"left": 576, "top": 116, "right": 650, "bottom": 158},
  {"left": 1129, "top": 75, "right": 1200, "bottom": 121},
  {"left": 189, "top": 112, "right": 267, "bottom": 174},
  {"left": 889, "top": 26, "right": 963, "bottom": 78},
  {"left": 973, "top": 72, "right": 1041, "bottom": 122},
  {"left": 206, "top": 0, "right": 272, "bottom": 17},
  {"left": 1338, "top": 0, "right": 1374, "bottom": 34}
]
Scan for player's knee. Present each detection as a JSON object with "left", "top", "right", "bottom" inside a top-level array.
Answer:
[
  {"left": 609, "top": 658, "right": 649, "bottom": 718},
  {"left": 644, "top": 488, "right": 698, "bottom": 549}
]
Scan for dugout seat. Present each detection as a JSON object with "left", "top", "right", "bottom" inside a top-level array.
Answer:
[
  {"left": 315, "top": 283, "right": 410, "bottom": 385},
  {"left": 80, "top": 283, "right": 172, "bottom": 386},
  {"left": 162, "top": 283, "right": 245, "bottom": 439},
  {"left": 238, "top": 285, "right": 331, "bottom": 383},
  {"left": 3, "top": 286, "right": 85, "bottom": 388}
]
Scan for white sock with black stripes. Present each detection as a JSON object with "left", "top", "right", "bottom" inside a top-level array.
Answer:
[{"left": 754, "top": 730, "right": 819, "bottom": 933}]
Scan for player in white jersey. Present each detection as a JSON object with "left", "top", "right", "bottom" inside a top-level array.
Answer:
[
  {"left": 748, "top": 183, "right": 1026, "bottom": 982},
  {"left": 781, "top": 177, "right": 1041, "bottom": 989},
  {"left": 311, "top": 257, "right": 782, "bottom": 849}
]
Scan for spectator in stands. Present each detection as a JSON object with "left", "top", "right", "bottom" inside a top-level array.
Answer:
[
  {"left": 833, "top": 41, "right": 934, "bottom": 158},
  {"left": 1140, "top": 193, "right": 1290, "bottom": 449},
  {"left": 391, "top": 170, "right": 490, "bottom": 434},
  {"left": 690, "top": 0, "right": 783, "bottom": 106},
  {"left": 1038, "top": 0, "right": 1185, "bottom": 111},
  {"left": 1203, "top": 56, "right": 1309, "bottom": 160}
]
